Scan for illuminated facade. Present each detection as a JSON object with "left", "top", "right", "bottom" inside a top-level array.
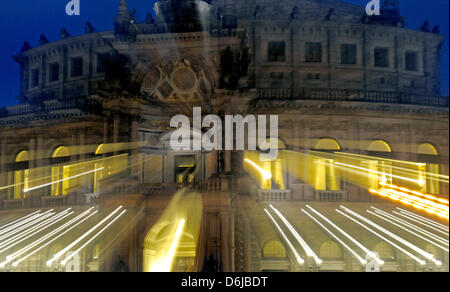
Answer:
[{"left": 0, "top": 0, "right": 448, "bottom": 272}]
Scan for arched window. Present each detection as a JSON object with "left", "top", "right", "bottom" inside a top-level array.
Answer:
[
  {"left": 367, "top": 140, "right": 393, "bottom": 189},
  {"left": 319, "top": 241, "right": 342, "bottom": 259},
  {"left": 314, "top": 138, "right": 341, "bottom": 151},
  {"left": 418, "top": 143, "right": 439, "bottom": 194},
  {"left": 51, "top": 146, "right": 70, "bottom": 196},
  {"left": 14, "top": 150, "right": 29, "bottom": 200},
  {"left": 374, "top": 242, "right": 395, "bottom": 261},
  {"left": 263, "top": 240, "right": 286, "bottom": 258},
  {"left": 312, "top": 138, "right": 341, "bottom": 191}
]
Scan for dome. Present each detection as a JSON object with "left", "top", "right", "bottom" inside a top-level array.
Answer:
[{"left": 154, "top": 0, "right": 211, "bottom": 33}]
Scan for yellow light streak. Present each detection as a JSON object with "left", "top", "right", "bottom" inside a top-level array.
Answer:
[
  {"left": 335, "top": 162, "right": 424, "bottom": 186},
  {"left": 149, "top": 218, "right": 186, "bottom": 272},
  {"left": 264, "top": 209, "right": 304, "bottom": 265},
  {"left": 244, "top": 158, "right": 272, "bottom": 180},
  {"left": 23, "top": 167, "right": 104, "bottom": 193}
]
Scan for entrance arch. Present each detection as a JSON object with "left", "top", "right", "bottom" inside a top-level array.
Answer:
[
  {"left": 14, "top": 150, "right": 29, "bottom": 199},
  {"left": 51, "top": 146, "right": 70, "bottom": 196}
]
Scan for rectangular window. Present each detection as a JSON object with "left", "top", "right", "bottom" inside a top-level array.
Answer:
[
  {"left": 70, "top": 57, "right": 83, "bottom": 77},
  {"left": 49, "top": 63, "right": 59, "bottom": 82},
  {"left": 305, "top": 42, "right": 322, "bottom": 62},
  {"left": 374, "top": 47, "right": 389, "bottom": 68},
  {"left": 97, "top": 53, "right": 109, "bottom": 73},
  {"left": 31, "top": 69, "right": 40, "bottom": 88},
  {"left": 405, "top": 51, "right": 418, "bottom": 71},
  {"left": 268, "top": 41, "right": 286, "bottom": 62},
  {"left": 341, "top": 44, "right": 357, "bottom": 65}
]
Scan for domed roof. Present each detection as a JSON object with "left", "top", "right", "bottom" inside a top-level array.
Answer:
[{"left": 154, "top": 0, "right": 211, "bottom": 33}]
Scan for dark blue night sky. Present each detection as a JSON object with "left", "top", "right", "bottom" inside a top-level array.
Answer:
[{"left": 0, "top": 0, "right": 448, "bottom": 106}]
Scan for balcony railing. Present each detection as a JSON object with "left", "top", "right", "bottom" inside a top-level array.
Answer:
[
  {"left": 258, "top": 189, "right": 292, "bottom": 201},
  {"left": 254, "top": 88, "right": 449, "bottom": 108},
  {"left": 0, "top": 97, "right": 101, "bottom": 119},
  {"left": 315, "top": 190, "right": 348, "bottom": 202}
]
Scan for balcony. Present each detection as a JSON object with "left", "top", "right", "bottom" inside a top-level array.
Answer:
[
  {"left": 258, "top": 189, "right": 292, "bottom": 202},
  {"left": 315, "top": 190, "right": 348, "bottom": 202},
  {"left": 254, "top": 88, "right": 449, "bottom": 108}
]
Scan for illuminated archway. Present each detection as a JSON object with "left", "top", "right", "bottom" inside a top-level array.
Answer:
[
  {"left": 312, "top": 138, "right": 341, "bottom": 191},
  {"left": 314, "top": 138, "right": 341, "bottom": 151},
  {"left": 51, "top": 146, "right": 70, "bottom": 196},
  {"left": 319, "top": 241, "right": 342, "bottom": 259},
  {"left": 263, "top": 240, "right": 286, "bottom": 258},
  {"left": 367, "top": 140, "right": 393, "bottom": 189},
  {"left": 14, "top": 150, "right": 29, "bottom": 199},
  {"left": 368, "top": 140, "right": 392, "bottom": 153},
  {"left": 418, "top": 143, "right": 439, "bottom": 194}
]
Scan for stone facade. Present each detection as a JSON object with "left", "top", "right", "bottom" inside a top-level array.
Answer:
[{"left": 0, "top": 0, "right": 448, "bottom": 272}]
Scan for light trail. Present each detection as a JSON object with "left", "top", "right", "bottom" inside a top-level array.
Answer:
[
  {"left": 340, "top": 206, "right": 441, "bottom": 266},
  {"left": 0, "top": 210, "right": 53, "bottom": 237},
  {"left": 264, "top": 209, "right": 304, "bottom": 265},
  {"left": 0, "top": 210, "right": 55, "bottom": 241},
  {"left": 370, "top": 189, "right": 449, "bottom": 220},
  {"left": 0, "top": 210, "right": 73, "bottom": 254},
  {"left": 336, "top": 209, "right": 426, "bottom": 265},
  {"left": 269, "top": 205, "right": 322, "bottom": 265},
  {"left": 23, "top": 167, "right": 104, "bottom": 193},
  {"left": 367, "top": 210, "right": 449, "bottom": 253},
  {"left": 10, "top": 210, "right": 99, "bottom": 268},
  {"left": 370, "top": 207, "right": 449, "bottom": 246},
  {"left": 397, "top": 208, "right": 449, "bottom": 231},
  {"left": 305, "top": 205, "right": 384, "bottom": 265},
  {"left": 335, "top": 162, "right": 425, "bottom": 186},
  {"left": 381, "top": 184, "right": 449, "bottom": 205},
  {"left": 0, "top": 211, "right": 41, "bottom": 232},
  {"left": 301, "top": 209, "right": 367, "bottom": 265},
  {"left": 149, "top": 218, "right": 186, "bottom": 272},
  {"left": 46, "top": 205, "right": 123, "bottom": 267},
  {"left": 60, "top": 209, "right": 127, "bottom": 267},
  {"left": 393, "top": 211, "right": 449, "bottom": 235},
  {"left": 4, "top": 208, "right": 95, "bottom": 263},
  {"left": 244, "top": 158, "right": 272, "bottom": 180}
]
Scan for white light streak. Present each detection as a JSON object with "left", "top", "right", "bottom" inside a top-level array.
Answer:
[
  {"left": 46, "top": 205, "right": 123, "bottom": 267},
  {"left": 0, "top": 211, "right": 41, "bottom": 232},
  {"left": 269, "top": 205, "right": 322, "bottom": 265},
  {"left": 301, "top": 209, "right": 367, "bottom": 265},
  {"left": 341, "top": 206, "right": 441, "bottom": 266},
  {"left": 397, "top": 208, "right": 449, "bottom": 231},
  {"left": 60, "top": 209, "right": 126, "bottom": 266},
  {"left": 336, "top": 209, "right": 426, "bottom": 265},
  {"left": 264, "top": 209, "right": 304, "bottom": 265},
  {"left": 305, "top": 205, "right": 383, "bottom": 265}
]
